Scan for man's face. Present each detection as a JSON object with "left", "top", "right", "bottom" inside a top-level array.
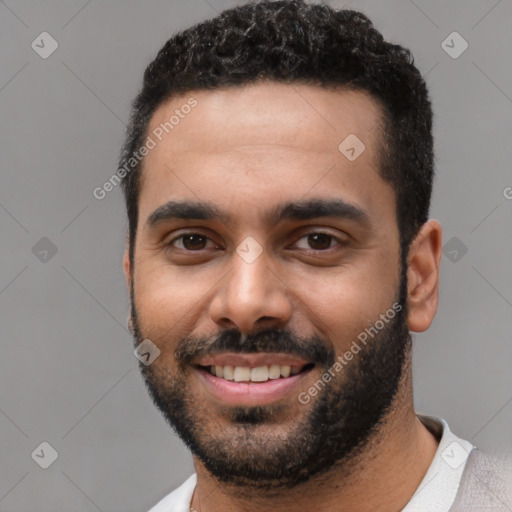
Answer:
[{"left": 125, "top": 83, "right": 410, "bottom": 487}]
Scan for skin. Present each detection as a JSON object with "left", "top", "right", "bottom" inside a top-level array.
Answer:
[{"left": 123, "top": 82, "right": 443, "bottom": 511}]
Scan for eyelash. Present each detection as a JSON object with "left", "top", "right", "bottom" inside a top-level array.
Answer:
[{"left": 167, "top": 231, "right": 344, "bottom": 253}]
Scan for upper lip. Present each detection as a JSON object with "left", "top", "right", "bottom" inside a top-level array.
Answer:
[{"left": 192, "top": 352, "right": 311, "bottom": 368}]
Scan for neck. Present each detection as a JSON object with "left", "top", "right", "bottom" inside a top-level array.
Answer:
[{"left": 190, "top": 354, "right": 439, "bottom": 512}]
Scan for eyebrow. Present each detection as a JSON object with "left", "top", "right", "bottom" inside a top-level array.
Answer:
[{"left": 145, "top": 198, "right": 371, "bottom": 229}]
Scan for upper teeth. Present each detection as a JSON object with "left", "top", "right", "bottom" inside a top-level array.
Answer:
[{"left": 210, "top": 364, "right": 302, "bottom": 382}]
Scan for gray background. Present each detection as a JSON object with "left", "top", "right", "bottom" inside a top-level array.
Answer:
[{"left": 1, "top": 0, "right": 511, "bottom": 510}]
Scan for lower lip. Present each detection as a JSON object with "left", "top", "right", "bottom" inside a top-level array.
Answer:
[{"left": 195, "top": 366, "right": 313, "bottom": 406}]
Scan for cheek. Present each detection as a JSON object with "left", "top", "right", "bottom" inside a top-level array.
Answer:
[
  {"left": 133, "top": 261, "right": 216, "bottom": 343},
  {"left": 281, "top": 260, "right": 399, "bottom": 346},
  {"left": 135, "top": 265, "right": 192, "bottom": 338}
]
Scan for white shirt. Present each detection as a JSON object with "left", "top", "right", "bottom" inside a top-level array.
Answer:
[{"left": 148, "top": 414, "right": 475, "bottom": 512}]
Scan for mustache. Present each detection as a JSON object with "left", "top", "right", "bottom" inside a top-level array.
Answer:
[{"left": 174, "top": 328, "right": 334, "bottom": 367}]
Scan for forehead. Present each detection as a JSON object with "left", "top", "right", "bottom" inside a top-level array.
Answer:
[
  {"left": 138, "top": 82, "right": 393, "bottom": 230},
  {"left": 146, "top": 82, "right": 383, "bottom": 158}
]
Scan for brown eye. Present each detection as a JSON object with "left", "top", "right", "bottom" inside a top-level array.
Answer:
[
  {"left": 306, "top": 233, "right": 333, "bottom": 250},
  {"left": 294, "top": 232, "right": 338, "bottom": 251},
  {"left": 171, "top": 234, "right": 213, "bottom": 251}
]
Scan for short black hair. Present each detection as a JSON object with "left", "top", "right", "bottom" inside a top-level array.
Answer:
[{"left": 119, "top": 0, "right": 434, "bottom": 267}]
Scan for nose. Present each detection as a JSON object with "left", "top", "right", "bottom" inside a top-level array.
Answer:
[{"left": 208, "top": 251, "right": 293, "bottom": 334}]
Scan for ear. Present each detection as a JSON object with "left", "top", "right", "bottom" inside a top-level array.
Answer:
[
  {"left": 406, "top": 219, "right": 443, "bottom": 332},
  {"left": 122, "top": 236, "right": 132, "bottom": 291}
]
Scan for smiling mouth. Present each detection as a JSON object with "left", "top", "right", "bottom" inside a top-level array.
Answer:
[{"left": 196, "top": 363, "right": 315, "bottom": 383}]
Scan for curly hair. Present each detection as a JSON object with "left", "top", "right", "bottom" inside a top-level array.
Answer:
[{"left": 119, "top": 0, "right": 434, "bottom": 266}]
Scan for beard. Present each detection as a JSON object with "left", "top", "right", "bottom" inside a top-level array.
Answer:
[{"left": 130, "top": 269, "right": 411, "bottom": 490}]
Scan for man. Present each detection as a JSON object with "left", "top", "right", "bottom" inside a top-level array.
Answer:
[{"left": 119, "top": 1, "right": 512, "bottom": 510}]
